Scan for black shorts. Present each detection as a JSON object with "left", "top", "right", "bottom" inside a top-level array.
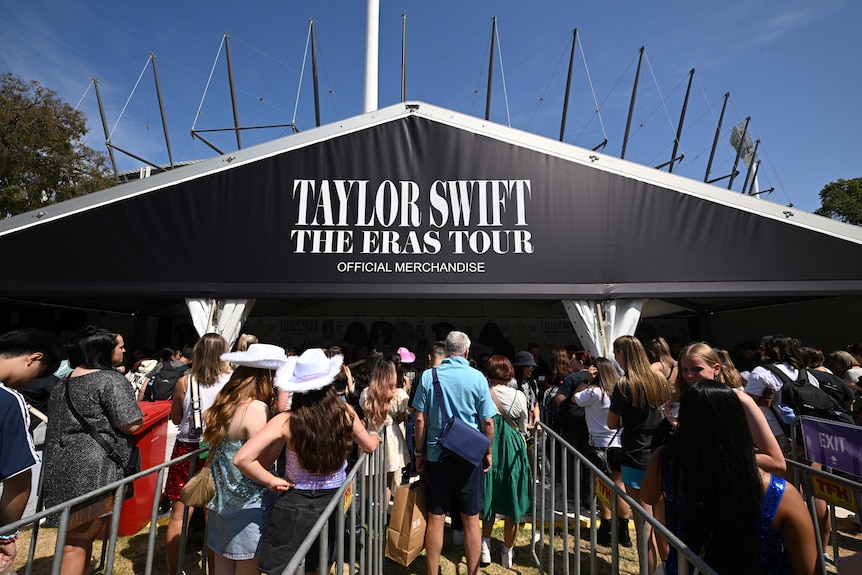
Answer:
[
  {"left": 425, "top": 457, "right": 484, "bottom": 516},
  {"left": 257, "top": 487, "right": 338, "bottom": 574}
]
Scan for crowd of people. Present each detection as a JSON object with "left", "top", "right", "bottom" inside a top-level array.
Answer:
[{"left": 1, "top": 324, "right": 861, "bottom": 575}]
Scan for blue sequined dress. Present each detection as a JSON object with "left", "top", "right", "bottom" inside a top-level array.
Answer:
[{"left": 662, "top": 460, "right": 791, "bottom": 575}]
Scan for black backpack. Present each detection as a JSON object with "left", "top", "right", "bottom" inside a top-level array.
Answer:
[
  {"left": 763, "top": 365, "right": 855, "bottom": 432},
  {"left": 144, "top": 362, "right": 189, "bottom": 401}
]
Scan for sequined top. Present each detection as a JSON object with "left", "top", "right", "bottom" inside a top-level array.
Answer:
[
  {"left": 43, "top": 371, "right": 143, "bottom": 509},
  {"left": 663, "top": 459, "right": 790, "bottom": 575},
  {"left": 284, "top": 447, "right": 346, "bottom": 490},
  {"left": 208, "top": 435, "right": 267, "bottom": 512}
]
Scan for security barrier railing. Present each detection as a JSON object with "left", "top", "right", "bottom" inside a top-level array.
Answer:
[
  {"left": 787, "top": 458, "right": 861, "bottom": 575},
  {"left": 2, "top": 427, "right": 387, "bottom": 575},
  {"left": 533, "top": 422, "right": 719, "bottom": 575},
  {"left": 7, "top": 420, "right": 856, "bottom": 575}
]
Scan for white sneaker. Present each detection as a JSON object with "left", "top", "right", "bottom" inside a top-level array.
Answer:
[
  {"left": 452, "top": 528, "right": 464, "bottom": 546},
  {"left": 480, "top": 538, "right": 491, "bottom": 565},
  {"left": 501, "top": 546, "right": 513, "bottom": 568}
]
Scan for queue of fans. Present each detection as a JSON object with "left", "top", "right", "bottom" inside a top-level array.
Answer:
[{"left": 2, "top": 325, "right": 861, "bottom": 575}]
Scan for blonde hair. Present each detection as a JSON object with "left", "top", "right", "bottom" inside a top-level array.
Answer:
[
  {"left": 829, "top": 350, "right": 859, "bottom": 374},
  {"left": 715, "top": 349, "right": 745, "bottom": 389},
  {"left": 613, "top": 335, "right": 668, "bottom": 408}
]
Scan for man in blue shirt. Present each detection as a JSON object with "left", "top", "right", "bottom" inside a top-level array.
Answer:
[{"left": 412, "top": 331, "right": 495, "bottom": 575}]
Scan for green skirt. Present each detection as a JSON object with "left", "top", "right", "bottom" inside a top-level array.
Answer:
[{"left": 482, "top": 414, "right": 534, "bottom": 521}]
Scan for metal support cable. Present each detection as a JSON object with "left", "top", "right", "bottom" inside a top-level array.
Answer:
[
  {"left": 192, "top": 34, "right": 227, "bottom": 132},
  {"left": 577, "top": 33, "right": 607, "bottom": 143},
  {"left": 293, "top": 21, "right": 313, "bottom": 125},
  {"left": 109, "top": 56, "right": 151, "bottom": 139},
  {"left": 494, "top": 20, "right": 512, "bottom": 127}
]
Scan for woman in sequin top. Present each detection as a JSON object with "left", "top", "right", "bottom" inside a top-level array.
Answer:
[
  {"left": 43, "top": 326, "right": 143, "bottom": 575},
  {"left": 203, "top": 343, "right": 287, "bottom": 575},
  {"left": 235, "top": 348, "right": 379, "bottom": 575},
  {"left": 642, "top": 380, "right": 818, "bottom": 575}
]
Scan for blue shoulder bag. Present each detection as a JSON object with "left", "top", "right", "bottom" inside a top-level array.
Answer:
[{"left": 431, "top": 368, "right": 491, "bottom": 467}]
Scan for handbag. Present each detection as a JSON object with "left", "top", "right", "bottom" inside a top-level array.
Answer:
[
  {"left": 179, "top": 463, "right": 215, "bottom": 507},
  {"left": 65, "top": 378, "right": 141, "bottom": 499},
  {"left": 432, "top": 368, "right": 491, "bottom": 467}
]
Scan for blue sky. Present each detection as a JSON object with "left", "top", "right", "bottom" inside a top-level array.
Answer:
[{"left": 2, "top": 0, "right": 859, "bottom": 214}]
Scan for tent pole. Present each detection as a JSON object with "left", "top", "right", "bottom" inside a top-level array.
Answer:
[
  {"left": 559, "top": 28, "right": 578, "bottom": 142},
  {"left": 151, "top": 53, "right": 174, "bottom": 168},
  {"left": 621, "top": 46, "right": 644, "bottom": 160},
  {"left": 485, "top": 16, "right": 497, "bottom": 121},
  {"left": 93, "top": 78, "right": 119, "bottom": 180},
  {"left": 704, "top": 92, "right": 729, "bottom": 183},
  {"left": 668, "top": 68, "right": 694, "bottom": 173},
  {"left": 596, "top": 302, "right": 607, "bottom": 358},
  {"left": 311, "top": 20, "right": 321, "bottom": 127},
  {"left": 224, "top": 33, "right": 242, "bottom": 150}
]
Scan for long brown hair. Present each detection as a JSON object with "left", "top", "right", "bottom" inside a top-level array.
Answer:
[
  {"left": 613, "top": 335, "right": 668, "bottom": 408},
  {"left": 362, "top": 358, "right": 397, "bottom": 430},
  {"left": 550, "top": 348, "right": 573, "bottom": 382},
  {"left": 189, "top": 333, "right": 230, "bottom": 385},
  {"left": 591, "top": 357, "right": 619, "bottom": 398},
  {"left": 288, "top": 386, "right": 354, "bottom": 474},
  {"left": 647, "top": 336, "right": 677, "bottom": 376},
  {"left": 203, "top": 366, "right": 275, "bottom": 449}
]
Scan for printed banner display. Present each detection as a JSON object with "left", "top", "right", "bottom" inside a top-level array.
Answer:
[{"left": 801, "top": 417, "right": 862, "bottom": 477}]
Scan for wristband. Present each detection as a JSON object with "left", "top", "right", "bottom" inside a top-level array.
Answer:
[{"left": 0, "top": 530, "right": 19, "bottom": 543}]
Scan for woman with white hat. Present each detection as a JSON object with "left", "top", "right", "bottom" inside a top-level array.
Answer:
[
  {"left": 234, "top": 348, "right": 379, "bottom": 575},
  {"left": 203, "top": 343, "right": 287, "bottom": 575}
]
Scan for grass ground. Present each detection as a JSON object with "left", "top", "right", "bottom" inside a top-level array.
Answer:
[{"left": 11, "top": 514, "right": 861, "bottom": 574}]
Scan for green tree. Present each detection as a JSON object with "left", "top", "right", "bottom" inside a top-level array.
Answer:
[
  {"left": 0, "top": 73, "right": 114, "bottom": 217},
  {"left": 814, "top": 178, "right": 862, "bottom": 226}
]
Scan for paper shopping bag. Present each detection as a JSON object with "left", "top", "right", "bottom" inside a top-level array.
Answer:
[{"left": 385, "top": 481, "right": 427, "bottom": 566}]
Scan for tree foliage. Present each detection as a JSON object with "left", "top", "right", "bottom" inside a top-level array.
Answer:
[
  {"left": 814, "top": 178, "right": 862, "bottom": 226},
  {"left": 0, "top": 73, "right": 114, "bottom": 217}
]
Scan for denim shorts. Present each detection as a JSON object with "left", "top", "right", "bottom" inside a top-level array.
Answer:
[
  {"left": 425, "top": 457, "right": 484, "bottom": 516},
  {"left": 207, "top": 504, "right": 264, "bottom": 560}
]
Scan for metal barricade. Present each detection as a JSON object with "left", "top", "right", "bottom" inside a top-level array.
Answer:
[
  {"left": 2, "top": 446, "right": 203, "bottom": 575},
  {"left": 3, "top": 427, "right": 391, "bottom": 575},
  {"left": 532, "top": 422, "right": 718, "bottom": 575},
  {"left": 787, "top": 457, "right": 862, "bottom": 575}
]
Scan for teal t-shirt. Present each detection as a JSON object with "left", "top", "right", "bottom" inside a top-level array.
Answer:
[{"left": 412, "top": 356, "right": 496, "bottom": 462}]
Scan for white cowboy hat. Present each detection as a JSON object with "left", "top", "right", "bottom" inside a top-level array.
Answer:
[
  {"left": 275, "top": 348, "right": 343, "bottom": 393},
  {"left": 220, "top": 343, "right": 287, "bottom": 369}
]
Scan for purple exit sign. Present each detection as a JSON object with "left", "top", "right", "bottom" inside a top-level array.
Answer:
[{"left": 801, "top": 417, "right": 862, "bottom": 477}]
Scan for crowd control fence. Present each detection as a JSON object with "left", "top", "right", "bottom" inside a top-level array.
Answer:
[
  {"left": 532, "top": 422, "right": 718, "bottom": 575},
  {"left": 6, "top": 420, "right": 856, "bottom": 574},
  {"left": 1, "top": 426, "right": 387, "bottom": 575}
]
